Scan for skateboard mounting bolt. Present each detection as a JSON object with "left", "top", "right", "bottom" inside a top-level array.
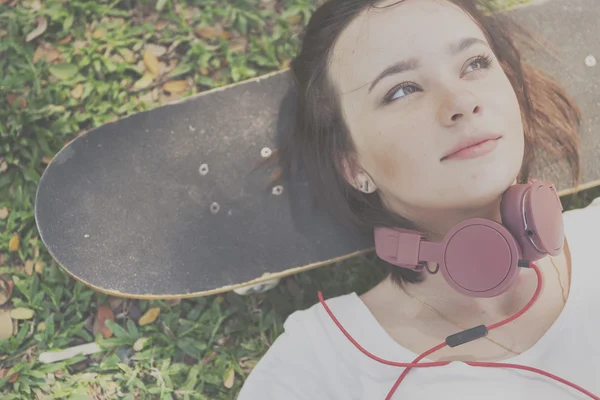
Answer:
[
  {"left": 210, "top": 202, "right": 220, "bottom": 214},
  {"left": 199, "top": 164, "right": 209, "bottom": 175},
  {"left": 272, "top": 185, "right": 283, "bottom": 196},
  {"left": 585, "top": 55, "right": 597, "bottom": 67},
  {"left": 261, "top": 147, "right": 272, "bottom": 158}
]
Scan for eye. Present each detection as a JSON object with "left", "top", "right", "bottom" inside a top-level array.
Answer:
[
  {"left": 384, "top": 82, "right": 422, "bottom": 103},
  {"left": 463, "top": 54, "right": 493, "bottom": 75}
]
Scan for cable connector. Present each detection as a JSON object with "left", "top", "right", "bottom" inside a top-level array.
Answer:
[{"left": 446, "top": 325, "right": 488, "bottom": 348}]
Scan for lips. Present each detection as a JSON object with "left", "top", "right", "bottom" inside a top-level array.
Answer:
[{"left": 441, "top": 134, "right": 502, "bottom": 162}]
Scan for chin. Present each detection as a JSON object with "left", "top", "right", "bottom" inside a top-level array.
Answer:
[{"left": 443, "top": 163, "right": 522, "bottom": 210}]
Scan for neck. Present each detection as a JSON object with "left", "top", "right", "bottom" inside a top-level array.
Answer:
[{"left": 406, "top": 259, "right": 539, "bottom": 320}]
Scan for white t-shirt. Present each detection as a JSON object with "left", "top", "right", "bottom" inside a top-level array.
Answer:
[{"left": 237, "top": 196, "right": 600, "bottom": 400}]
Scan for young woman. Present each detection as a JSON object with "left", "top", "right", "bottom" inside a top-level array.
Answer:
[{"left": 238, "top": 0, "right": 600, "bottom": 398}]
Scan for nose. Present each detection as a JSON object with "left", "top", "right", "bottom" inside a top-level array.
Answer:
[{"left": 438, "top": 90, "right": 481, "bottom": 127}]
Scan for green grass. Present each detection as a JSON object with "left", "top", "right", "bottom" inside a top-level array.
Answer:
[{"left": 1, "top": 0, "right": 597, "bottom": 398}]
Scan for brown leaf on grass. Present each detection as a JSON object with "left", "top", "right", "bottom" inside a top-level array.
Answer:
[
  {"left": 93, "top": 306, "right": 114, "bottom": 338},
  {"left": 92, "top": 28, "right": 106, "bottom": 39},
  {"left": 107, "top": 296, "right": 124, "bottom": 311},
  {"left": 10, "top": 307, "right": 34, "bottom": 320},
  {"left": 58, "top": 35, "right": 72, "bottom": 44},
  {"left": 145, "top": 44, "right": 167, "bottom": 58},
  {"left": 162, "top": 80, "right": 187, "bottom": 94},
  {"left": 164, "top": 298, "right": 181, "bottom": 306},
  {"left": 0, "top": 368, "right": 19, "bottom": 383},
  {"left": 138, "top": 307, "right": 160, "bottom": 325},
  {"left": 0, "top": 208, "right": 8, "bottom": 219},
  {"left": 228, "top": 37, "right": 248, "bottom": 53},
  {"left": 0, "top": 310, "right": 12, "bottom": 339},
  {"left": 26, "top": 16, "right": 47, "bottom": 42},
  {"left": 73, "top": 40, "right": 87, "bottom": 50},
  {"left": 8, "top": 235, "right": 19, "bottom": 252},
  {"left": 7, "top": 94, "right": 27, "bottom": 109},
  {"left": 25, "top": 260, "right": 34, "bottom": 276},
  {"left": 35, "top": 261, "right": 44, "bottom": 274},
  {"left": 143, "top": 51, "right": 160, "bottom": 75},
  {"left": 195, "top": 26, "right": 219, "bottom": 40},
  {"left": 133, "top": 73, "right": 155, "bottom": 90},
  {"left": 0, "top": 277, "right": 12, "bottom": 306},
  {"left": 223, "top": 367, "right": 235, "bottom": 388},
  {"left": 118, "top": 48, "right": 136, "bottom": 63},
  {"left": 33, "top": 43, "right": 62, "bottom": 64},
  {"left": 70, "top": 84, "right": 83, "bottom": 99},
  {"left": 42, "top": 156, "right": 53, "bottom": 165},
  {"left": 286, "top": 13, "right": 303, "bottom": 26},
  {"left": 155, "top": 20, "right": 168, "bottom": 31}
]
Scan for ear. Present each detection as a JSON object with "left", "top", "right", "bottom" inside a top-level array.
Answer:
[{"left": 341, "top": 157, "right": 377, "bottom": 194}]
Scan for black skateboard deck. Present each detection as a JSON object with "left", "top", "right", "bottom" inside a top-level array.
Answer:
[{"left": 34, "top": 0, "right": 600, "bottom": 299}]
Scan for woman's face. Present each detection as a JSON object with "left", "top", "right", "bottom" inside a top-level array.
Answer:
[{"left": 329, "top": 0, "right": 525, "bottom": 234}]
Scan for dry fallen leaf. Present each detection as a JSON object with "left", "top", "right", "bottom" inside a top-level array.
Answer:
[
  {"left": 133, "top": 73, "right": 155, "bottom": 90},
  {"left": 133, "top": 337, "right": 149, "bottom": 352},
  {"left": 164, "top": 298, "right": 181, "bottom": 306},
  {"left": 0, "top": 277, "right": 13, "bottom": 306},
  {"left": 0, "top": 310, "right": 12, "bottom": 339},
  {"left": 162, "top": 80, "right": 187, "bottom": 94},
  {"left": 73, "top": 40, "right": 87, "bottom": 50},
  {"left": 143, "top": 51, "right": 160, "bottom": 75},
  {"left": 92, "top": 28, "right": 106, "bottom": 39},
  {"left": 195, "top": 26, "right": 219, "bottom": 40},
  {"left": 228, "top": 37, "right": 247, "bottom": 53},
  {"left": 58, "top": 35, "right": 72, "bottom": 44},
  {"left": 71, "top": 84, "right": 83, "bottom": 99},
  {"left": 10, "top": 307, "right": 35, "bottom": 320},
  {"left": 8, "top": 235, "right": 20, "bottom": 252},
  {"left": 107, "top": 296, "right": 124, "bottom": 311},
  {"left": 286, "top": 13, "right": 303, "bottom": 26},
  {"left": 25, "top": 260, "right": 34, "bottom": 276},
  {"left": 7, "top": 94, "right": 27, "bottom": 109},
  {"left": 155, "top": 20, "right": 168, "bottom": 31},
  {"left": 93, "top": 306, "right": 114, "bottom": 338},
  {"left": 8, "top": 372, "right": 19, "bottom": 383},
  {"left": 138, "top": 307, "right": 160, "bottom": 325},
  {"left": 0, "top": 368, "right": 19, "bottom": 383},
  {"left": 35, "top": 260, "right": 44, "bottom": 274},
  {"left": 26, "top": 16, "right": 48, "bottom": 42},
  {"left": 0, "top": 208, "right": 8, "bottom": 219},
  {"left": 145, "top": 44, "right": 167, "bottom": 58},
  {"left": 223, "top": 366, "right": 235, "bottom": 388},
  {"left": 118, "top": 48, "right": 136, "bottom": 63},
  {"left": 33, "top": 43, "right": 62, "bottom": 64}
]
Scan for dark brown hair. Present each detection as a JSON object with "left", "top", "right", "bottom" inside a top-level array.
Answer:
[{"left": 277, "top": 0, "right": 581, "bottom": 285}]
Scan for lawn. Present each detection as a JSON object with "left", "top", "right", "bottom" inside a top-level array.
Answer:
[{"left": 1, "top": 0, "right": 596, "bottom": 399}]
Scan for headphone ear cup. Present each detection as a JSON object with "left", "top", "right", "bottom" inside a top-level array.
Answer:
[
  {"left": 439, "top": 219, "right": 521, "bottom": 298},
  {"left": 501, "top": 181, "right": 564, "bottom": 262}
]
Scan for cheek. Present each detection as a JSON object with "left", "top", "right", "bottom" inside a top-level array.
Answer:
[{"left": 360, "top": 130, "right": 429, "bottom": 185}]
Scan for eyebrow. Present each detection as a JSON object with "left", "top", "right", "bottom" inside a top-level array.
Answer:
[{"left": 367, "top": 37, "right": 489, "bottom": 93}]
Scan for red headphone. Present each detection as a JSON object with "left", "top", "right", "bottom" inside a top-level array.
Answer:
[{"left": 318, "top": 180, "right": 600, "bottom": 399}]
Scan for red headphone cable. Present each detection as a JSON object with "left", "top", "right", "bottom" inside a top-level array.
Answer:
[{"left": 317, "top": 262, "right": 600, "bottom": 400}]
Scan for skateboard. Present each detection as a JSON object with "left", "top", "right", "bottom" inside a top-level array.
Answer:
[{"left": 34, "top": 0, "right": 600, "bottom": 299}]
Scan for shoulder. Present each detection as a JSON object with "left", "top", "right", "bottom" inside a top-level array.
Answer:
[{"left": 237, "top": 293, "right": 359, "bottom": 400}]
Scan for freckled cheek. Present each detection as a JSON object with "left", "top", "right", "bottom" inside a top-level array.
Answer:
[{"left": 362, "top": 139, "right": 411, "bottom": 183}]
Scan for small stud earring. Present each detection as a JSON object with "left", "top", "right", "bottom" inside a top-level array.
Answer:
[{"left": 358, "top": 175, "right": 376, "bottom": 193}]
